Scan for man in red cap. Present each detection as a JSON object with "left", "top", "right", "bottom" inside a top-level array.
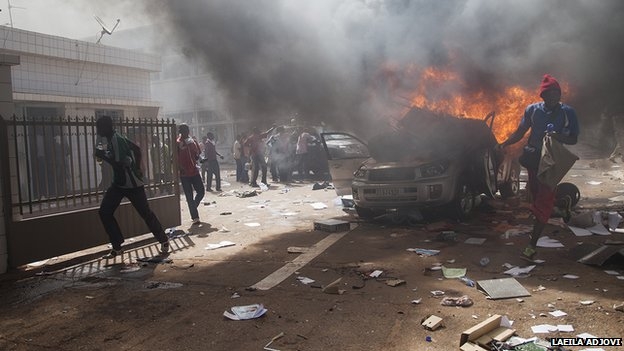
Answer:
[{"left": 499, "top": 74, "right": 580, "bottom": 261}]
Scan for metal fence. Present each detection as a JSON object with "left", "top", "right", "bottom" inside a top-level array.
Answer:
[{"left": 4, "top": 115, "right": 177, "bottom": 219}]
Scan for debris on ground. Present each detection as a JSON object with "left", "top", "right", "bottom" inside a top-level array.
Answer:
[
  {"left": 322, "top": 278, "right": 345, "bottom": 294},
  {"left": 476, "top": 278, "right": 531, "bottom": 300},
  {"left": 296, "top": 276, "right": 315, "bottom": 285},
  {"left": 223, "top": 304, "right": 267, "bottom": 320},
  {"left": 287, "top": 246, "right": 310, "bottom": 254},
  {"left": 143, "top": 281, "right": 183, "bottom": 290},
  {"left": 314, "top": 219, "right": 350, "bottom": 232},
  {"left": 421, "top": 315, "right": 444, "bottom": 330},
  {"left": 406, "top": 248, "right": 440, "bottom": 256},
  {"left": 440, "top": 295, "right": 473, "bottom": 307},
  {"left": 264, "top": 332, "right": 284, "bottom": 351},
  {"left": 205, "top": 241, "right": 236, "bottom": 250},
  {"left": 385, "top": 279, "right": 406, "bottom": 287},
  {"left": 136, "top": 256, "right": 173, "bottom": 264},
  {"left": 459, "top": 314, "right": 515, "bottom": 351},
  {"left": 442, "top": 266, "right": 467, "bottom": 279}
]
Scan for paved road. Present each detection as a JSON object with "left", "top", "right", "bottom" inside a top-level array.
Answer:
[{"left": 1, "top": 147, "right": 623, "bottom": 350}]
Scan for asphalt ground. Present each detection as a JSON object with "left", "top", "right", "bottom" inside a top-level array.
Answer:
[{"left": 1, "top": 147, "right": 623, "bottom": 351}]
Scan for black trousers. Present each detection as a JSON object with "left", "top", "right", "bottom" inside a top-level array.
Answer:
[
  {"left": 206, "top": 159, "right": 221, "bottom": 190},
  {"left": 99, "top": 185, "right": 168, "bottom": 250}
]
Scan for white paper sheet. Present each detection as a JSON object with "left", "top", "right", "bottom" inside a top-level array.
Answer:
[
  {"left": 557, "top": 324, "right": 574, "bottom": 332},
  {"left": 568, "top": 225, "right": 593, "bottom": 237},
  {"left": 587, "top": 224, "right": 611, "bottom": 236},
  {"left": 504, "top": 265, "right": 536, "bottom": 276},
  {"left": 537, "top": 236, "right": 565, "bottom": 248},
  {"left": 531, "top": 324, "right": 558, "bottom": 333},
  {"left": 549, "top": 310, "right": 567, "bottom": 317}
]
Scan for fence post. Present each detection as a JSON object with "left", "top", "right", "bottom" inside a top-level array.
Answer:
[{"left": 0, "top": 54, "right": 19, "bottom": 274}]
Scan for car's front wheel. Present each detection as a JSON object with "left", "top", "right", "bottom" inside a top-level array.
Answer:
[
  {"left": 499, "top": 164, "right": 520, "bottom": 199},
  {"left": 448, "top": 180, "right": 476, "bottom": 221}
]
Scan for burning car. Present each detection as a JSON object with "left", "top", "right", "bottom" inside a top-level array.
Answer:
[{"left": 320, "top": 107, "right": 520, "bottom": 221}]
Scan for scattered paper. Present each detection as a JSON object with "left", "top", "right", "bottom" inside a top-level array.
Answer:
[
  {"left": 441, "top": 266, "right": 467, "bottom": 279},
  {"left": 557, "top": 325, "right": 574, "bottom": 332},
  {"left": 587, "top": 224, "right": 611, "bottom": 236},
  {"left": 568, "top": 225, "right": 593, "bottom": 237},
  {"left": 369, "top": 270, "right": 383, "bottom": 278},
  {"left": 310, "top": 202, "right": 328, "bottom": 210},
  {"left": 586, "top": 181, "right": 603, "bottom": 185},
  {"left": 579, "top": 300, "right": 595, "bottom": 305},
  {"left": 411, "top": 298, "right": 422, "bottom": 304},
  {"left": 430, "top": 290, "right": 445, "bottom": 296},
  {"left": 244, "top": 222, "right": 261, "bottom": 227},
  {"left": 223, "top": 304, "right": 267, "bottom": 320},
  {"left": 464, "top": 237, "right": 486, "bottom": 245},
  {"left": 297, "top": 276, "right": 315, "bottom": 285},
  {"left": 205, "top": 241, "right": 236, "bottom": 250},
  {"left": 504, "top": 265, "right": 536, "bottom": 276},
  {"left": 608, "top": 211, "right": 622, "bottom": 230},
  {"left": 531, "top": 324, "right": 558, "bottom": 333},
  {"left": 563, "top": 274, "right": 579, "bottom": 279},
  {"left": 406, "top": 248, "right": 440, "bottom": 256},
  {"left": 604, "top": 270, "right": 620, "bottom": 275},
  {"left": 536, "top": 236, "right": 565, "bottom": 248},
  {"left": 549, "top": 310, "right": 567, "bottom": 317}
]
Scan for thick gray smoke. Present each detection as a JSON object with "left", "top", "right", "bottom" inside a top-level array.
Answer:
[{"left": 142, "top": 0, "right": 624, "bottom": 136}]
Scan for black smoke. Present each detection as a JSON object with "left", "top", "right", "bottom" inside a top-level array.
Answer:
[{"left": 143, "top": 0, "right": 624, "bottom": 136}]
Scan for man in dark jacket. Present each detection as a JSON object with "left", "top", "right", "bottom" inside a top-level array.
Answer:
[
  {"left": 95, "top": 116, "right": 169, "bottom": 259},
  {"left": 499, "top": 74, "right": 580, "bottom": 261}
]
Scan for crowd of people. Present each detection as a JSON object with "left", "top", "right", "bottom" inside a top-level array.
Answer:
[{"left": 93, "top": 74, "right": 580, "bottom": 264}]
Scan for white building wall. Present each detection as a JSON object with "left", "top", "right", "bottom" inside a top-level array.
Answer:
[{"left": 0, "top": 26, "right": 161, "bottom": 112}]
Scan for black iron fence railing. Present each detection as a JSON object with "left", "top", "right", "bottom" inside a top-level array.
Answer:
[{"left": 2, "top": 115, "right": 177, "bottom": 219}]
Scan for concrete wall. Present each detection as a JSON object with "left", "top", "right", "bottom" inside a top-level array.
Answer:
[{"left": 0, "top": 54, "right": 19, "bottom": 274}]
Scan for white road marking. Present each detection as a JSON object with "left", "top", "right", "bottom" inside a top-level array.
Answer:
[{"left": 251, "top": 230, "right": 351, "bottom": 290}]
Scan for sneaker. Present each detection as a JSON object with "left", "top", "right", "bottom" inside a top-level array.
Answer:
[
  {"left": 216, "top": 188, "right": 222, "bottom": 192},
  {"left": 520, "top": 246, "right": 537, "bottom": 262},
  {"left": 102, "top": 249, "right": 123, "bottom": 259},
  {"left": 249, "top": 182, "right": 259, "bottom": 187},
  {"left": 206, "top": 187, "right": 213, "bottom": 192},
  {"left": 160, "top": 241, "right": 170, "bottom": 254},
  {"left": 192, "top": 218, "right": 201, "bottom": 225}
]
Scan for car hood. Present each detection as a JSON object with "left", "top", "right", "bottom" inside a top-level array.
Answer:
[{"left": 359, "top": 158, "right": 444, "bottom": 170}]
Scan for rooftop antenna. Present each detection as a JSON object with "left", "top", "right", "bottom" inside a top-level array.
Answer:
[
  {"left": 94, "top": 15, "right": 120, "bottom": 44},
  {"left": 7, "top": 0, "right": 26, "bottom": 28}
]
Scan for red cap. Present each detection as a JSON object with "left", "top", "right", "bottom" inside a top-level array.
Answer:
[{"left": 539, "top": 74, "right": 561, "bottom": 97}]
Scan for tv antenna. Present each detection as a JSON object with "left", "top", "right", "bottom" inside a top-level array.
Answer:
[
  {"left": 94, "top": 15, "right": 120, "bottom": 44},
  {"left": 7, "top": 0, "right": 26, "bottom": 28}
]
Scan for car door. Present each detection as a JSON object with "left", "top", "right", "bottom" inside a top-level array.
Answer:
[{"left": 320, "top": 132, "right": 370, "bottom": 196}]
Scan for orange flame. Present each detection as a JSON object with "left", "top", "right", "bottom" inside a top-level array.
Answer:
[{"left": 404, "top": 66, "right": 537, "bottom": 142}]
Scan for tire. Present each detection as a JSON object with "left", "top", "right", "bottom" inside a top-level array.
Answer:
[
  {"left": 555, "top": 182, "right": 580, "bottom": 207},
  {"left": 448, "top": 180, "right": 476, "bottom": 221},
  {"left": 499, "top": 164, "right": 520, "bottom": 199}
]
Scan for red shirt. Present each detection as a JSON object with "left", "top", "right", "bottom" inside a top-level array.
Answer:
[
  {"left": 177, "top": 136, "right": 200, "bottom": 177},
  {"left": 203, "top": 139, "right": 217, "bottom": 161},
  {"left": 245, "top": 131, "right": 270, "bottom": 156}
]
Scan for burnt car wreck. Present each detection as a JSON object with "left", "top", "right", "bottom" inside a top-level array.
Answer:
[{"left": 321, "top": 107, "right": 520, "bottom": 222}]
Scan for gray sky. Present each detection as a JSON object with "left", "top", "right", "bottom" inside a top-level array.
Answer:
[
  {"left": 0, "top": 0, "right": 149, "bottom": 41},
  {"left": 5, "top": 0, "right": 624, "bottom": 136}
]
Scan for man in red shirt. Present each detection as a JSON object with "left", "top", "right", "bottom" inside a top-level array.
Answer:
[
  {"left": 244, "top": 125, "right": 275, "bottom": 187},
  {"left": 177, "top": 124, "right": 204, "bottom": 225}
]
